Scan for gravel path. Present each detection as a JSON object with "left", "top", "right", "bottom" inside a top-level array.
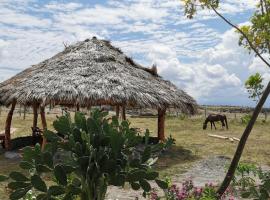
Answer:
[{"left": 106, "top": 156, "right": 231, "bottom": 199}]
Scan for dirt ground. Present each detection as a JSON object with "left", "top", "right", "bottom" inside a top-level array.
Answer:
[{"left": 106, "top": 156, "right": 233, "bottom": 199}]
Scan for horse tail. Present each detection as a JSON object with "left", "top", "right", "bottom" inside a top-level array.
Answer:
[{"left": 224, "top": 115, "right": 228, "bottom": 129}]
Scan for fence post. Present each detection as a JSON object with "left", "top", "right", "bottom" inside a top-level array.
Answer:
[{"left": 204, "top": 107, "right": 207, "bottom": 118}]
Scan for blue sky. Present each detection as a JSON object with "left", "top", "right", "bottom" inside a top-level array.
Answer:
[{"left": 0, "top": 0, "right": 269, "bottom": 106}]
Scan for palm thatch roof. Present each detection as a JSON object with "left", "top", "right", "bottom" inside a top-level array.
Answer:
[{"left": 0, "top": 37, "right": 197, "bottom": 113}]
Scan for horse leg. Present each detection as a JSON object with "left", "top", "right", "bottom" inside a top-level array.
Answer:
[
  {"left": 213, "top": 122, "right": 217, "bottom": 130},
  {"left": 221, "top": 119, "right": 225, "bottom": 128}
]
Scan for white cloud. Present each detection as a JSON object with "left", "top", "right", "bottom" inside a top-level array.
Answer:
[
  {"left": 0, "top": 0, "right": 265, "bottom": 106},
  {"left": 45, "top": 2, "right": 82, "bottom": 11}
]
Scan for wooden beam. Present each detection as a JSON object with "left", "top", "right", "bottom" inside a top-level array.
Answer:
[
  {"left": 115, "top": 105, "right": 120, "bottom": 119},
  {"left": 5, "top": 101, "right": 16, "bottom": 149},
  {"left": 157, "top": 108, "right": 166, "bottom": 141},
  {"left": 40, "top": 106, "right": 47, "bottom": 150},
  {"left": 121, "top": 105, "right": 126, "bottom": 121}
]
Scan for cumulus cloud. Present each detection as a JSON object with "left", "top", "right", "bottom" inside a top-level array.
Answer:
[{"left": 0, "top": 0, "right": 265, "bottom": 106}]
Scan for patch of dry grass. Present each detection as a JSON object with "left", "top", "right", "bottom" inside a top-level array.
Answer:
[
  {"left": 129, "top": 115, "right": 270, "bottom": 174},
  {"left": 0, "top": 110, "right": 269, "bottom": 198}
]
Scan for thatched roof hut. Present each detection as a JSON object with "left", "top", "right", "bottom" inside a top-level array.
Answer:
[{"left": 0, "top": 37, "right": 197, "bottom": 149}]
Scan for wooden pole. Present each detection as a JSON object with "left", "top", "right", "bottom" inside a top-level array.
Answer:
[
  {"left": 23, "top": 106, "right": 26, "bottom": 120},
  {"left": 40, "top": 106, "right": 47, "bottom": 150},
  {"left": 19, "top": 105, "right": 21, "bottom": 117},
  {"left": 115, "top": 105, "right": 120, "bottom": 119},
  {"left": 5, "top": 101, "right": 16, "bottom": 149},
  {"left": 32, "top": 104, "right": 38, "bottom": 136},
  {"left": 121, "top": 105, "right": 126, "bottom": 121},
  {"left": 157, "top": 108, "right": 166, "bottom": 141}
]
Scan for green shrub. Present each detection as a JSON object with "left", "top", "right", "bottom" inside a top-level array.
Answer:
[
  {"left": 1, "top": 110, "right": 168, "bottom": 200},
  {"left": 240, "top": 114, "right": 252, "bottom": 124}
]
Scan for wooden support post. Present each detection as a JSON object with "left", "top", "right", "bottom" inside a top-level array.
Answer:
[
  {"left": 40, "top": 106, "right": 47, "bottom": 150},
  {"left": 5, "top": 101, "right": 16, "bottom": 149},
  {"left": 33, "top": 104, "right": 38, "bottom": 128},
  {"left": 157, "top": 108, "right": 166, "bottom": 141},
  {"left": 19, "top": 105, "right": 21, "bottom": 117},
  {"left": 76, "top": 104, "right": 80, "bottom": 112},
  {"left": 23, "top": 106, "right": 26, "bottom": 120},
  {"left": 115, "top": 105, "right": 120, "bottom": 119},
  {"left": 121, "top": 106, "right": 126, "bottom": 121}
]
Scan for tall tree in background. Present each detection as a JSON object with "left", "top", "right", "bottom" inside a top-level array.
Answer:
[
  {"left": 245, "top": 73, "right": 264, "bottom": 102},
  {"left": 181, "top": 0, "right": 270, "bottom": 197}
]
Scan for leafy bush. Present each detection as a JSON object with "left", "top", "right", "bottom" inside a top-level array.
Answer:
[
  {"left": 231, "top": 162, "right": 258, "bottom": 191},
  {"left": 229, "top": 162, "right": 270, "bottom": 199},
  {"left": 1, "top": 110, "right": 168, "bottom": 200},
  {"left": 241, "top": 169, "right": 270, "bottom": 199},
  {"left": 240, "top": 114, "right": 252, "bottom": 124}
]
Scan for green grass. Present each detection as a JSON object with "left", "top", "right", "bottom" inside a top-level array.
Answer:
[{"left": 0, "top": 111, "right": 269, "bottom": 198}]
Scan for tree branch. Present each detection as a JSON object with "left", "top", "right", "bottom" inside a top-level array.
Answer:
[{"left": 211, "top": 5, "right": 270, "bottom": 68}]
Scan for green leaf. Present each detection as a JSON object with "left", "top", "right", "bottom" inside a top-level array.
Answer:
[
  {"left": 62, "top": 165, "right": 76, "bottom": 174},
  {"left": 139, "top": 179, "right": 151, "bottom": 192},
  {"left": 67, "top": 185, "right": 81, "bottom": 195},
  {"left": 155, "top": 179, "right": 168, "bottom": 189},
  {"left": 263, "top": 179, "right": 270, "bottom": 190},
  {"left": 35, "top": 143, "right": 41, "bottom": 153},
  {"left": 31, "top": 175, "right": 47, "bottom": 192},
  {"left": 53, "top": 115, "right": 72, "bottom": 134},
  {"left": 74, "top": 112, "right": 87, "bottom": 131},
  {"left": 42, "top": 152, "right": 53, "bottom": 168},
  {"left": 8, "top": 182, "right": 31, "bottom": 190},
  {"left": 19, "top": 161, "right": 33, "bottom": 170},
  {"left": 131, "top": 182, "right": 140, "bottom": 190},
  {"left": 54, "top": 165, "right": 67, "bottom": 186},
  {"left": 128, "top": 170, "right": 146, "bottom": 182},
  {"left": 36, "top": 164, "right": 52, "bottom": 173},
  {"left": 36, "top": 194, "right": 48, "bottom": 200},
  {"left": 0, "top": 174, "right": 9, "bottom": 182},
  {"left": 145, "top": 171, "right": 159, "bottom": 180},
  {"left": 48, "top": 185, "right": 65, "bottom": 196},
  {"left": 141, "top": 146, "right": 151, "bottom": 163},
  {"left": 22, "top": 146, "right": 36, "bottom": 162},
  {"left": 9, "top": 172, "right": 29, "bottom": 182},
  {"left": 9, "top": 187, "right": 31, "bottom": 200},
  {"left": 44, "top": 130, "right": 61, "bottom": 142},
  {"left": 241, "top": 192, "right": 251, "bottom": 199}
]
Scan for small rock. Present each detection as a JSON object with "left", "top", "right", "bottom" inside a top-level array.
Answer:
[{"left": 4, "top": 151, "right": 21, "bottom": 159}]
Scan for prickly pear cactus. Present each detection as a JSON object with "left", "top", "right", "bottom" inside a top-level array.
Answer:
[{"left": 1, "top": 110, "right": 168, "bottom": 200}]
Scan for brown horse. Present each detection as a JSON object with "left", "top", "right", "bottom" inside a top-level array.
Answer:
[{"left": 203, "top": 114, "right": 228, "bottom": 130}]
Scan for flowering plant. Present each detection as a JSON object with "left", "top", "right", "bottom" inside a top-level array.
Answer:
[{"left": 149, "top": 178, "right": 235, "bottom": 200}]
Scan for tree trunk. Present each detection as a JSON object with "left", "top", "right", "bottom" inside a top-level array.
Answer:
[
  {"left": 40, "top": 106, "right": 47, "bottom": 150},
  {"left": 217, "top": 81, "right": 270, "bottom": 197},
  {"left": 157, "top": 108, "right": 166, "bottom": 140},
  {"left": 5, "top": 101, "right": 16, "bottom": 149}
]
